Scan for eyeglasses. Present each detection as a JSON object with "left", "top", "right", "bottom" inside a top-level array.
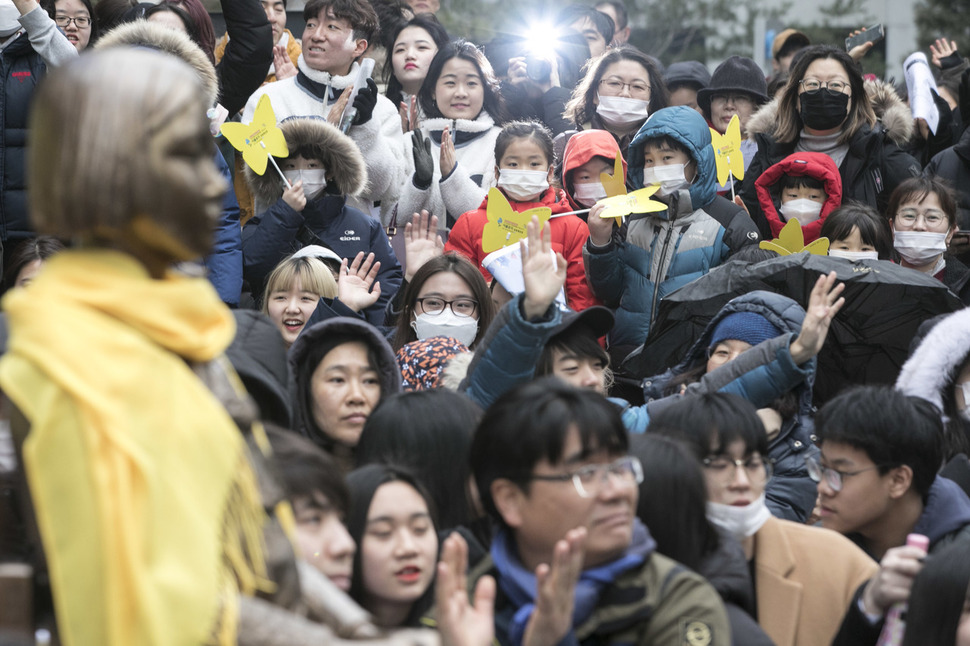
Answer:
[
  {"left": 55, "top": 14, "right": 91, "bottom": 28},
  {"left": 711, "top": 93, "right": 755, "bottom": 106},
  {"left": 599, "top": 77, "right": 650, "bottom": 99},
  {"left": 415, "top": 297, "right": 478, "bottom": 318},
  {"left": 799, "top": 79, "right": 849, "bottom": 94},
  {"left": 805, "top": 455, "right": 887, "bottom": 492},
  {"left": 528, "top": 456, "right": 643, "bottom": 498},
  {"left": 896, "top": 208, "right": 948, "bottom": 228},
  {"left": 702, "top": 454, "right": 772, "bottom": 483}
]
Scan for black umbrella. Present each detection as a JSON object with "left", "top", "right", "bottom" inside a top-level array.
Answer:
[{"left": 621, "top": 254, "right": 965, "bottom": 404}]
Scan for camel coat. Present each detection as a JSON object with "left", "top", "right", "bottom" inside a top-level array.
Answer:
[{"left": 754, "top": 517, "right": 878, "bottom": 646}]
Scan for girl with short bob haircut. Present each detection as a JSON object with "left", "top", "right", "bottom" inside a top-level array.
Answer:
[
  {"left": 819, "top": 202, "right": 894, "bottom": 261},
  {"left": 261, "top": 254, "right": 337, "bottom": 348}
]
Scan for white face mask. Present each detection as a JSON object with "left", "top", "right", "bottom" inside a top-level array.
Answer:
[
  {"left": 572, "top": 181, "right": 607, "bottom": 208},
  {"left": 779, "top": 198, "right": 824, "bottom": 224},
  {"left": 283, "top": 168, "right": 328, "bottom": 201},
  {"left": 706, "top": 493, "right": 772, "bottom": 541},
  {"left": 595, "top": 94, "right": 650, "bottom": 131},
  {"left": 497, "top": 169, "right": 549, "bottom": 203},
  {"left": 829, "top": 249, "right": 879, "bottom": 261},
  {"left": 411, "top": 310, "right": 479, "bottom": 347},
  {"left": 893, "top": 230, "right": 949, "bottom": 267},
  {"left": 642, "top": 163, "right": 688, "bottom": 197}
]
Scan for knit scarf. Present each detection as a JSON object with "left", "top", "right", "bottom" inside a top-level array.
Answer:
[
  {"left": 0, "top": 249, "right": 270, "bottom": 646},
  {"left": 796, "top": 130, "right": 849, "bottom": 169},
  {"left": 491, "top": 519, "right": 656, "bottom": 646}
]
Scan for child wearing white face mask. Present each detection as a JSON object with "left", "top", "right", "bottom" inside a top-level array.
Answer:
[
  {"left": 753, "top": 152, "right": 842, "bottom": 243},
  {"left": 445, "top": 120, "right": 599, "bottom": 311},
  {"left": 243, "top": 117, "right": 403, "bottom": 324},
  {"left": 820, "top": 203, "right": 894, "bottom": 262}
]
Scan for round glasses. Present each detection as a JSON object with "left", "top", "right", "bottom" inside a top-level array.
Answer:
[
  {"left": 55, "top": 14, "right": 91, "bottom": 28},
  {"left": 895, "top": 208, "right": 948, "bottom": 229},
  {"left": 529, "top": 456, "right": 644, "bottom": 498},
  {"left": 415, "top": 297, "right": 478, "bottom": 318},
  {"left": 702, "top": 454, "right": 772, "bottom": 484},
  {"left": 805, "top": 455, "right": 886, "bottom": 492}
]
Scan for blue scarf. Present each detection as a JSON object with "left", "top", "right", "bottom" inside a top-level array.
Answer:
[{"left": 491, "top": 519, "right": 656, "bottom": 646}]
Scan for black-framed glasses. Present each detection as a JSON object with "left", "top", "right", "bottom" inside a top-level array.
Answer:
[
  {"left": 598, "top": 77, "right": 650, "bottom": 98},
  {"left": 55, "top": 14, "right": 91, "bottom": 28},
  {"left": 415, "top": 297, "right": 478, "bottom": 318},
  {"left": 528, "top": 456, "right": 643, "bottom": 498},
  {"left": 799, "top": 79, "right": 849, "bottom": 94},
  {"left": 702, "top": 454, "right": 772, "bottom": 483},
  {"left": 805, "top": 455, "right": 886, "bottom": 492}
]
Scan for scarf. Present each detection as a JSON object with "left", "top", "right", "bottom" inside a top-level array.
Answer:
[
  {"left": 0, "top": 249, "right": 269, "bottom": 646},
  {"left": 491, "top": 519, "right": 656, "bottom": 646},
  {"left": 296, "top": 56, "right": 358, "bottom": 104},
  {"left": 795, "top": 130, "right": 849, "bottom": 169}
]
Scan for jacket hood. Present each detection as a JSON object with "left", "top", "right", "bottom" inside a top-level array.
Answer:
[
  {"left": 754, "top": 152, "right": 843, "bottom": 241},
  {"left": 746, "top": 80, "right": 914, "bottom": 147},
  {"left": 896, "top": 308, "right": 970, "bottom": 414},
  {"left": 225, "top": 310, "right": 291, "bottom": 428},
  {"left": 288, "top": 317, "right": 401, "bottom": 446},
  {"left": 95, "top": 20, "right": 219, "bottom": 108},
  {"left": 561, "top": 129, "right": 627, "bottom": 210},
  {"left": 913, "top": 476, "right": 970, "bottom": 545},
  {"left": 245, "top": 117, "right": 367, "bottom": 205},
  {"left": 628, "top": 105, "right": 716, "bottom": 209},
  {"left": 865, "top": 78, "right": 914, "bottom": 148}
]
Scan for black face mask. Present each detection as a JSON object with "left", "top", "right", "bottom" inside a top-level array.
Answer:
[{"left": 799, "top": 89, "right": 850, "bottom": 131}]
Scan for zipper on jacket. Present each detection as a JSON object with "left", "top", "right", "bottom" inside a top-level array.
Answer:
[{"left": 650, "top": 221, "right": 677, "bottom": 325}]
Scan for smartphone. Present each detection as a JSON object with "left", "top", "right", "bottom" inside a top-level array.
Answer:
[{"left": 845, "top": 24, "right": 885, "bottom": 51}]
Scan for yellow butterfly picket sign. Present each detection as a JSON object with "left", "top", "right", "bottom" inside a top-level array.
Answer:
[
  {"left": 220, "top": 94, "right": 290, "bottom": 182},
  {"left": 596, "top": 185, "right": 667, "bottom": 221},
  {"left": 481, "top": 188, "right": 552, "bottom": 254},
  {"left": 710, "top": 114, "right": 744, "bottom": 198},
  {"left": 759, "top": 218, "right": 830, "bottom": 256}
]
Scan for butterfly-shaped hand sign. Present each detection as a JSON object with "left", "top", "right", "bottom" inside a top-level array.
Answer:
[
  {"left": 481, "top": 188, "right": 552, "bottom": 254},
  {"left": 759, "top": 218, "right": 830, "bottom": 256},
  {"left": 220, "top": 94, "right": 289, "bottom": 175},
  {"left": 600, "top": 151, "right": 627, "bottom": 198},
  {"left": 597, "top": 186, "right": 667, "bottom": 221},
  {"left": 710, "top": 114, "right": 745, "bottom": 187}
]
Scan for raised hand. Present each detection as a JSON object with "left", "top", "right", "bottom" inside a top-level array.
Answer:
[
  {"left": 399, "top": 96, "right": 418, "bottom": 133},
  {"left": 411, "top": 128, "right": 435, "bottom": 189},
  {"left": 283, "top": 179, "right": 306, "bottom": 212},
  {"left": 521, "top": 215, "right": 567, "bottom": 320},
  {"left": 404, "top": 210, "right": 444, "bottom": 281},
  {"left": 436, "top": 532, "right": 496, "bottom": 646},
  {"left": 440, "top": 126, "right": 457, "bottom": 178},
  {"left": 930, "top": 38, "right": 959, "bottom": 68},
  {"left": 327, "top": 86, "right": 352, "bottom": 129},
  {"left": 338, "top": 252, "right": 382, "bottom": 313},
  {"left": 522, "top": 527, "right": 587, "bottom": 646},
  {"left": 861, "top": 543, "right": 927, "bottom": 617},
  {"left": 273, "top": 44, "right": 297, "bottom": 80},
  {"left": 847, "top": 28, "right": 875, "bottom": 62},
  {"left": 790, "top": 271, "right": 846, "bottom": 364},
  {"left": 587, "top": 202, "right": 615, "bottom": 247}
]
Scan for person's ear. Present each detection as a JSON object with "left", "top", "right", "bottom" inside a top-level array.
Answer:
[
  {"left": 947, "top": 223, "right": 958, "bottom": 246},
  {"left": 490, "top": 478, "right": 526, "bottom": 529},
  {"left": 546, "top": 165, "right": 555, "bottom": 185},
  {"left": 353, "top": 38, "right": 368, "bottom": 57},
  {"left": 494, "top": 165, "right": 501, "bottom": 182},
  {"left": 887, "top": 464, "right": 914, "bottom": 500}
]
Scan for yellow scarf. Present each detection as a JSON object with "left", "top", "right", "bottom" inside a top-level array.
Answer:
[{"left": 0, "top": 249, "right": 267, "bottom": 646}]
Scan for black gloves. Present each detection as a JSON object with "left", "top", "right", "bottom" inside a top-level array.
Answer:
[
  {"left": 411, "top": 128, "right": 434, "bottom": 190},
  {"left": 352, "top": 78, "right": 378, "bottom": 126}
]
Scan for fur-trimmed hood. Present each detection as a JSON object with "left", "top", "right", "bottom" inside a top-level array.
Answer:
[
  {"left": 245, "top": 117, "right": 367, "bottom": 204},
  {"left": 896, "top": 308, "right": 970, "bottom": 416},
  {"left": 746, "top": 80, "right": 914, "bottom": 147},
  {"left": 95, "top": 20, "right": 219, "bottom": 108}
]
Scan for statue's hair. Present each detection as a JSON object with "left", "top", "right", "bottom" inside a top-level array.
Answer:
[{"left": 29, "top": 47, "right": 209, "bottom": 236}]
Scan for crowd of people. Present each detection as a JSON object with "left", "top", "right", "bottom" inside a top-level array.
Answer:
[{"left": 2, "top": 0, "right": 970, "bottom": 644}]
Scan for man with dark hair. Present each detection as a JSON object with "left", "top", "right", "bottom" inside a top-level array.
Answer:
[
  {"left": 815, "top": 386, "right": 970, "bottom": 644},
  {"left": 555, "top": 5, "right": 613, "bottom": 58},
  {"left": 242, "top": 0, "right": 406, "bottom": 222},
  {"left": 770, "top": 28, "right": 809, "bottom": 74},
  {"left": 467, "top": 379, "right": 730, "bottom": 646},
  {"left": 594, "top": 0, "right": 629, "bottom": 45}
]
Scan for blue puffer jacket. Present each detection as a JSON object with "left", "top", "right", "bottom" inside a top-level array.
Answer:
[
  {"left": 584, "top": 106, "right": 732, "bottom": 350},
  {"left": 203, "top": 147, "right": 243, "bottom": 306},
  {"left": 1, "top": 34, "right": 46, "bottom": 245},
  {"left": 241, "top": 194, "right": 403, "bottom": 326},
  {"left": 644, "top": 290, "right": 819, "bottom": 523}
]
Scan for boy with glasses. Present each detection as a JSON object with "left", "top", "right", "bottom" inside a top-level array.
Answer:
[
  {"left": 814, "top": 386, "right": 970, "bottom": 643},
  {"left": 468, "top": 378, "right": 730, "bottom": 646}
]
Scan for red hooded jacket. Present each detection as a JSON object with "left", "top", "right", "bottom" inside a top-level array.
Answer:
[
  {"left": 754, "top": 152, "right": 843, "bottom": 242},
  {"left": 561, "top": 129, "right": 629, "bottom": 211},
  {"left": 444, "top": 186, "right": 599, "bottom": 311}
]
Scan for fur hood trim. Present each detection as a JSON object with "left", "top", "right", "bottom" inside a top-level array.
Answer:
[
  {"left": 746, "top": 80, "right": 914, "bottom": 147},
  {"left": 95, "top": 21, "right": 219, "bottom": 108},
  {"left": 245, "top": 117, "right": 367, "bottom": 204},
  {"left": 896, "top": 309, "right": 970, "bottom": 415},
  {"left": 865, "top": 78, "right": 913, "bottom": 147}
]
